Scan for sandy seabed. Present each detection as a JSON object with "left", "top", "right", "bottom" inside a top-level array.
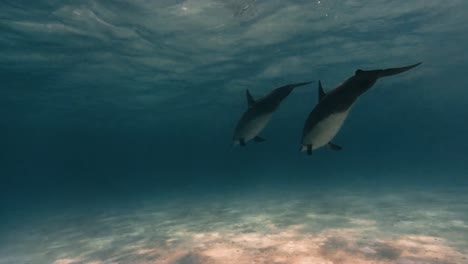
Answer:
[{"left": 2, "top": 187, "right": 468, "bottom": 264}]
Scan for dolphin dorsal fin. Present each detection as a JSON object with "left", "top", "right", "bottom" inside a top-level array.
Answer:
[
  {"left": 246, "top": 89, "right": 256, "bottom": 107},
  {"left": 318, "top": 81, "right": 326, "bottom": 101}
]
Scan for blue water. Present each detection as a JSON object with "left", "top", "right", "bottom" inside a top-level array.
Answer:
[{"left": 1, "top": 1, "right": 468, "bottom": 263}]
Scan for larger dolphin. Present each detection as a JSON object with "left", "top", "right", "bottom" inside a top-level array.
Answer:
[
  {"left": 300, "top": 63, "right": 421, "bottom": 155},
  {"left": 233, "top": 82, "right": 312, "bottom": 146}
]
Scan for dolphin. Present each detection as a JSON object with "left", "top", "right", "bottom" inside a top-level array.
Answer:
[
  {"left": 233, "top": 82, "right": 312, "bottom": 146},
  {"left": 300, "top": 63, "right": 421, "bottom": 155}
]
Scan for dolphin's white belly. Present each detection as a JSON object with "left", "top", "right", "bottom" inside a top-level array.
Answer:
[
  {"left": 302, "top": 109, "right": 350, "bottom": 150},
  {"left": 238, "top": 113, "right": 272, "bottom": 141}
]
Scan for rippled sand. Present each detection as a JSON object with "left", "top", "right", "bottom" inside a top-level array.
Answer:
[{"left": 2, "top": 187, "right": 468, "bottom": 264}]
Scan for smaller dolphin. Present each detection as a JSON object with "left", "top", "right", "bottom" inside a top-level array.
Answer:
[
  {"left": 301, "top": 63, "right": 421, "bottom": 155},
  {"left": 233, "top": 82, "right": 312, "bottom": 146}
]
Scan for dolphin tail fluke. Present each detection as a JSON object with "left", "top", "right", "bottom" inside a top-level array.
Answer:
[
  {"left": 275, "top": 81, "right": 313, "bottom": 91},
  {"left": 272, "top": 81, "right": 314, "bottom": 101},
  {"left": 288, "top": 81, "right": 313, "bottom": 88},
  {"left": 379, "top": 62, "right": 422, "bottom": 78}
]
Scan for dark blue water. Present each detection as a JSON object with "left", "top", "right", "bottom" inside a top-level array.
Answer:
[{"left": 1, "top": 1, "right": 468, "bottom": 263}]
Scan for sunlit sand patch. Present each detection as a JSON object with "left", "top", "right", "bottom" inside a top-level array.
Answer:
[
  {"left": 2, "top": 188, "right": 468, "bottom": 264},
  {"left": 349, "top": 218, "right": 377, "bottom": 226},
  {"left": 53, "top": 258, "right": 83, "bottom": 264},
  {"left": 125, "top": 224, "right": 466, "bottom": 264},
  {"left": 230, "top": 232, "right": 280, "bottom": 248},
  {"left": 392, "top": 235, "right": 466, "bottom": 261},
  {"left": 202, "top": 244, "right": 243, "bottom": 259},
  {"left": 192, "top": 231, "right": 222, "bottom": 242}
]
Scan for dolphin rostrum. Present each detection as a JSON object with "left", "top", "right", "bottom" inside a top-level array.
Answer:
[
  {"left": 233, "top": 82, "right": 312, "bottom": 146},
  {"left": 301, "top": 63, "right": 421, "bottom": 155}
]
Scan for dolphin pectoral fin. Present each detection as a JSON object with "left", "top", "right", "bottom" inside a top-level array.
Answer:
[
  {"left": 240, "top": 138, "right": 246, "bottom": 146},
  {"left": 327, "top": 142, "right": 343, "bottom": 151},
  {"left": 379, "top": 62, "right": 422, "bottom": 77},
  {"left": 253, "top": 136, "right": 266, "bottom": 143},
  {"left": 307, "top": 145, "right": 312, "bottom": 155},
  {"left": 300, "top": 145, "right": 313, "bottom": 155},
  {"left": 246, "top": 89, "right": 256, "bottom": 107},
  {"left": 318, "top": 80, "right": 326, "bottom": 101}
]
